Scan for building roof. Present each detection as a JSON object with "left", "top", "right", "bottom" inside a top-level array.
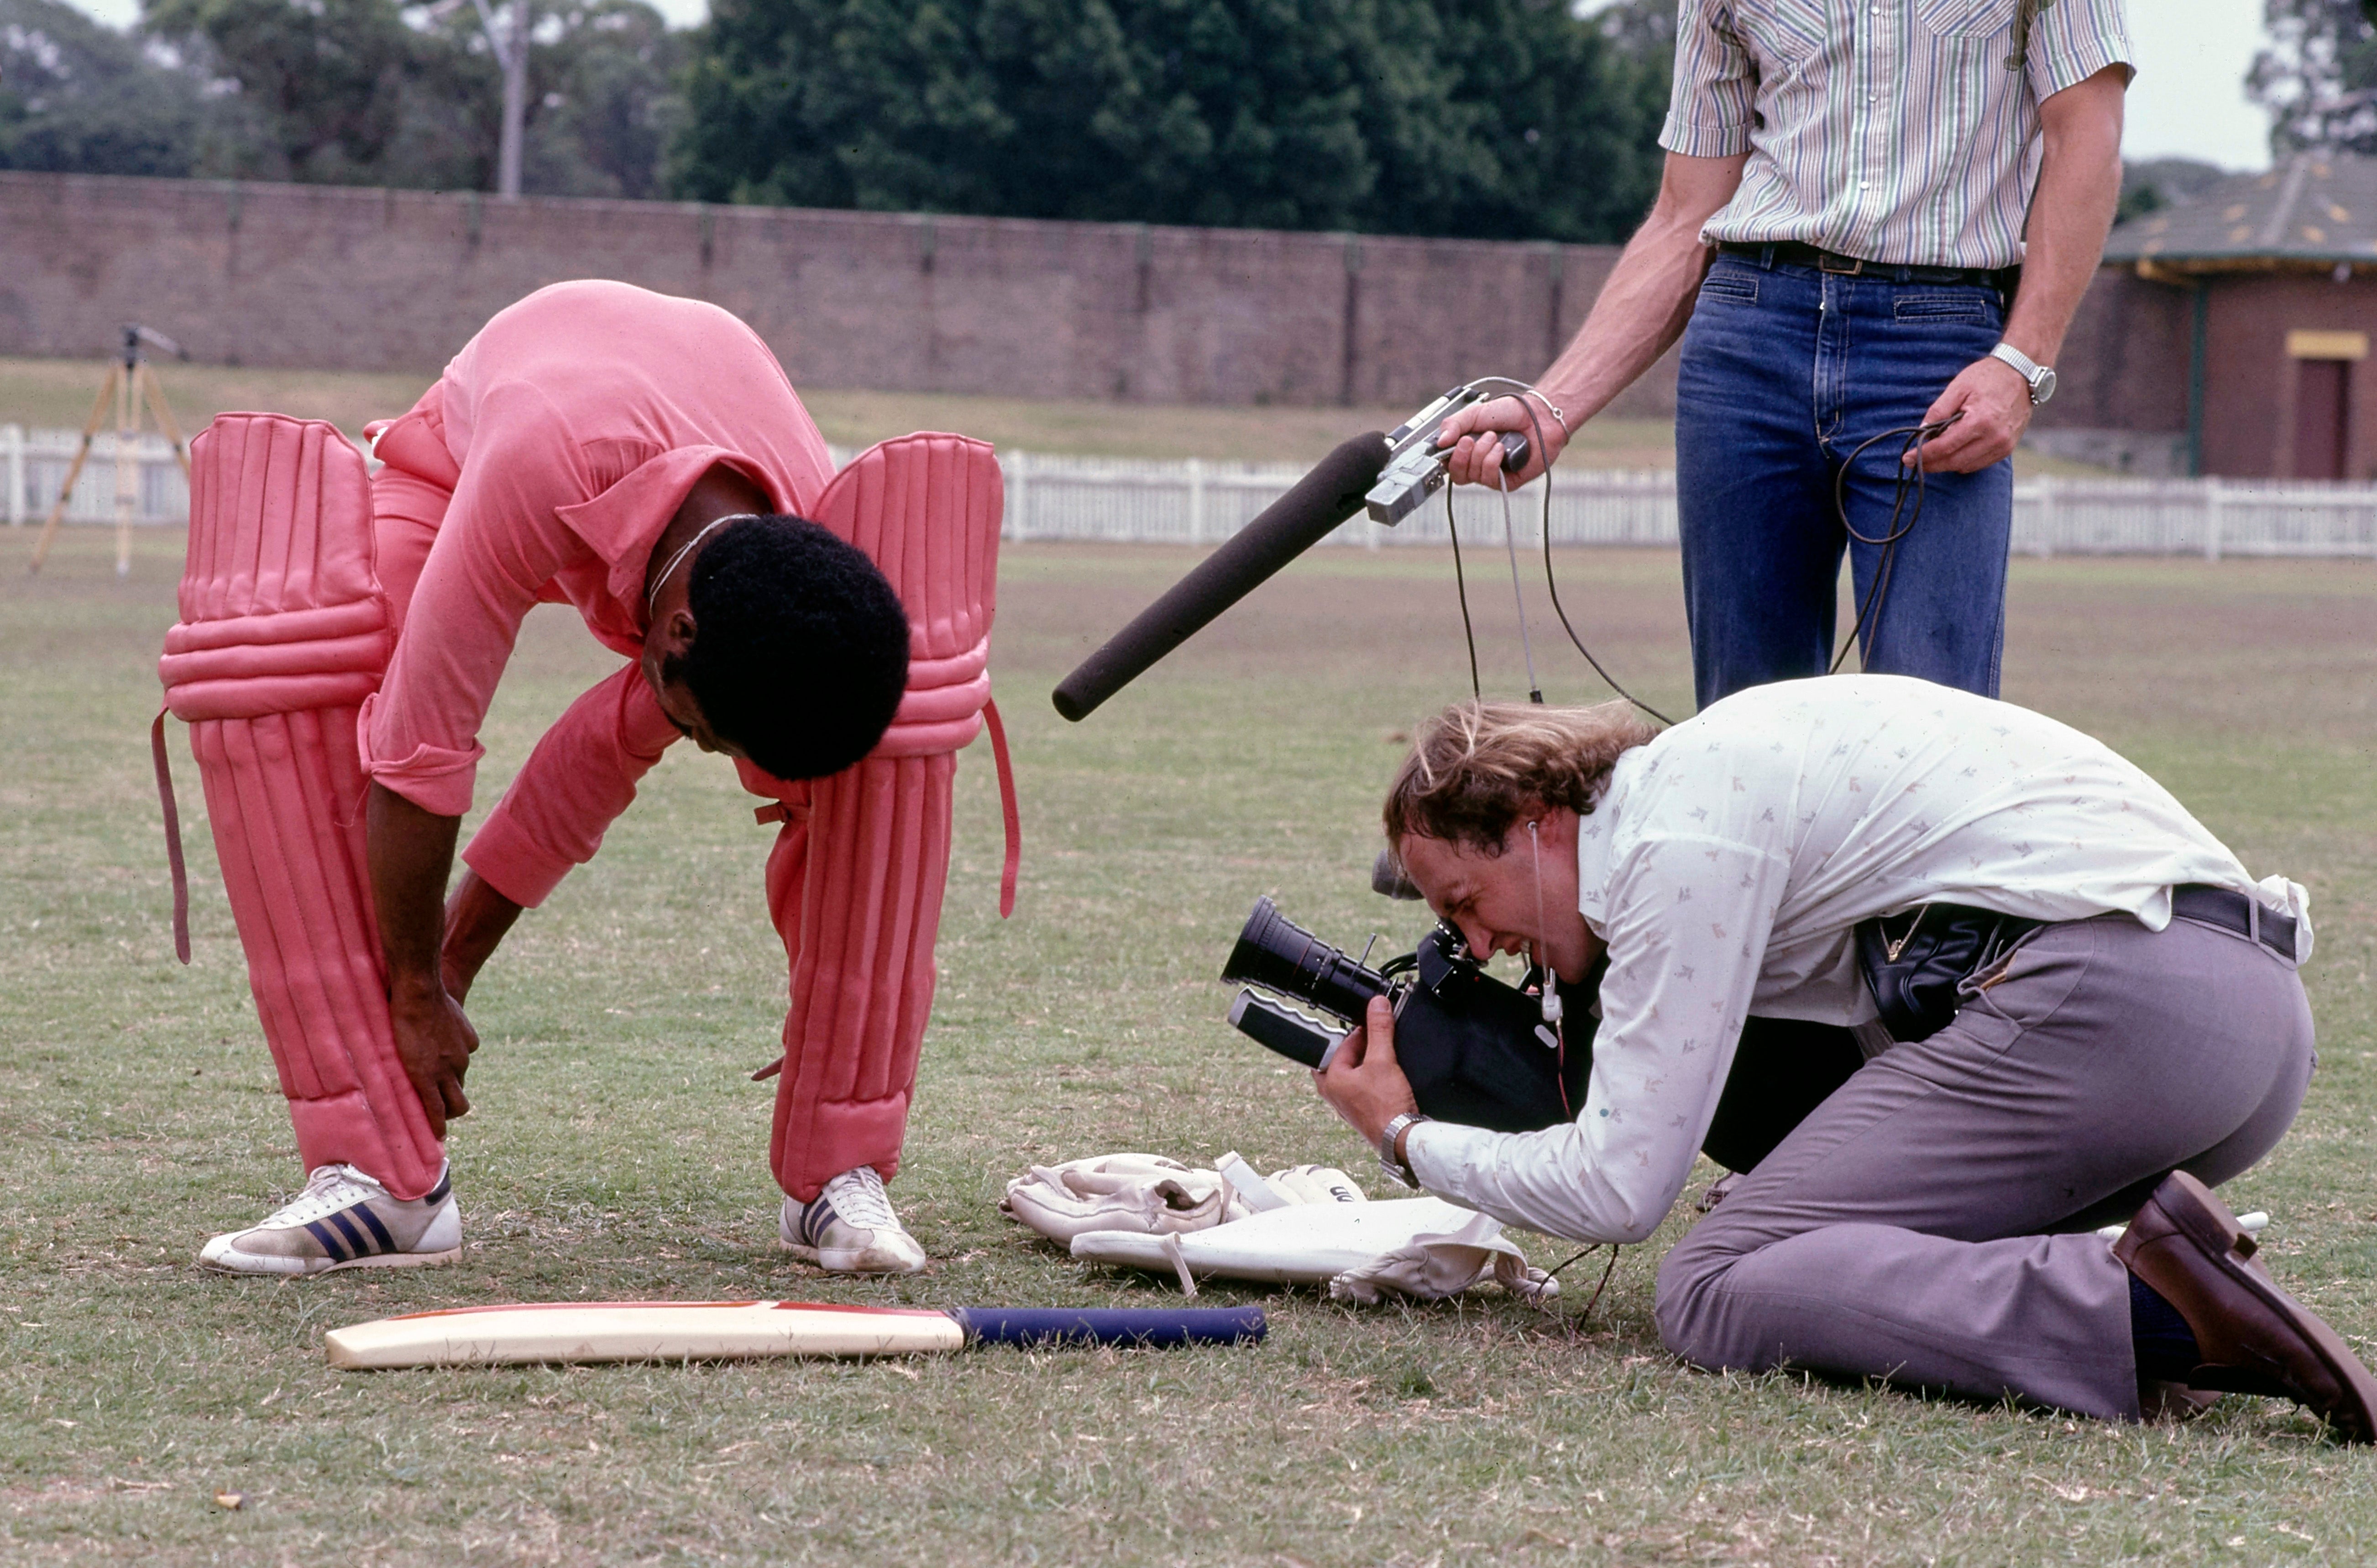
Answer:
[{"left": 2105, "top": 152, "right": 2377, "bottom": 272}]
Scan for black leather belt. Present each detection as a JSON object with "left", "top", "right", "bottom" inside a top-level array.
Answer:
[
  {"left": 1717, "top": 240, "right": 2020, "bottom": 292},
  {"left": 2172, "top": 883, "right": 2299, "bottom": 963}
]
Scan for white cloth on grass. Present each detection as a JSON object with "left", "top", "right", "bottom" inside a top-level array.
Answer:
[
  {"left": 1000, "top": 1154, "right": 1245, "bottom": 1243},
  {"left": 1069, "top": 1196, "right": 1555, "bottom": 1304},
  {"left": 1408, "top": 674, "right": 2312, "bottom": 1248},
  {"left": 1000, "top": 1153, "right": 1366, "bottom": 1244},
  {"left": 1326, "top": 1209, "right": 1558, "bottom": 1306}
]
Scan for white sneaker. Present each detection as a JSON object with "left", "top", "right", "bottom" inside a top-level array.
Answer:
[
  {"left": 780, "top": 1166, "right": 927, "bottom": 1275},
  {"left": 199, "top": 1164, "right": 461, "bottom": 1276}
]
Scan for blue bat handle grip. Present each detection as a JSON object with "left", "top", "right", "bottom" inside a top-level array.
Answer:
[{"left": 949, "top": 1307, "right": 1266, "bottom": 1348}]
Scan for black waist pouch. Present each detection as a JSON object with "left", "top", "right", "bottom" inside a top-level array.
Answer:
[{"left": 1856, "top": 903, "right": 2041, "bottom": 1043}]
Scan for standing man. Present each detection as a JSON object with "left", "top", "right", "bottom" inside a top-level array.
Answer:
[{"left": 1439, "top": 0, "right": 2130, "bottom": 709}]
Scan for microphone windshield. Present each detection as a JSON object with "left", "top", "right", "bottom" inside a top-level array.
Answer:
[{"left": 1051, "top": 432, "right": 1387, "bottom": 721}]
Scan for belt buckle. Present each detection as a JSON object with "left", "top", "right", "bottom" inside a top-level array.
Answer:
[{"left": 1819, "top": 250, "right": 1864, "bottom": 276}]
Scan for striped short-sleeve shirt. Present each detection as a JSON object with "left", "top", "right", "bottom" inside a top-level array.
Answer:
[{"left": 1660, "top": 0, "right": 2132, "bottom": 269}]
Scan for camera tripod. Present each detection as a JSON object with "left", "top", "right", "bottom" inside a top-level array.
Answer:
[{"left": 27, "top": 325, "right": 193, "bottom": 578}]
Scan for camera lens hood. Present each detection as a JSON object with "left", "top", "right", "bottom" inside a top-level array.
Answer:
[{"left": 1220, "top": 896, "right": 1392, "bottom": 1025}]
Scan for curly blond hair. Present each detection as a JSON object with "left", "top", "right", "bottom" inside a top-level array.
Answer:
[{"left": 1382, "top": 699, "right": 1660, "bottom": 853}]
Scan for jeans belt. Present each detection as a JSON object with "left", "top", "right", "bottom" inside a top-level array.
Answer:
[
  {"left": 2170, "top": 883, "right": 2298, "bottom": 962},
  {"left": 1716, "top": 240, "right": 2019, "bottom": 292}
]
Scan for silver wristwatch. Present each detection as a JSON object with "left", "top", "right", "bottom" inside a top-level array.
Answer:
[
  {"left": 1378, "top": 1111, "right": 1432, "bottom": 1190},
  {"left": 1989, "top": 342, "right": 2057, "bottom": 406}
]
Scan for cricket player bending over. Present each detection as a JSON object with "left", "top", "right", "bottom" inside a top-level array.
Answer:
[
  {"left": 1318, "top": 677, "right": 2377, "bottom": 1435},
  {"left": 191, "top": 280, "right": 975, "bottom": 1277}
]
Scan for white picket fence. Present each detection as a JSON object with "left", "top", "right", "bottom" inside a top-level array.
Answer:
[
  {"left": 18, "top": 425, "right": 2377, "bottom": 559},
  {"left": 0, "top": 426, "right": 192, "bottom": 528},
  {"left": 994, "top": 451, "right": 2377, "bottom": 559}
]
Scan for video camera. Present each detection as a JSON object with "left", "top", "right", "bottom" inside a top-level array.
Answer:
[
  {"left": 1220, "top": 896, "right": 1586, "bottom": 1135},
  {"left": 1219, "top": 895, "right": 1876, "bottom": 1174}
]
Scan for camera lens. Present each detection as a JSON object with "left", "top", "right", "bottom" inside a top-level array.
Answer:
[{"left": 1220, "top": 897, "right": 1391, "bottom": 1024}]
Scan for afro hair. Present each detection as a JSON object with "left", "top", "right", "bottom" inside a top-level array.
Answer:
[{"left": 674, "top": 515, "right": 910, "bottom": 780}]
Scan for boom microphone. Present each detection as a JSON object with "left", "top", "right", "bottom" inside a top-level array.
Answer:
[{"left": 1051, "top": 431, "right": 1387, "bottom": 721}]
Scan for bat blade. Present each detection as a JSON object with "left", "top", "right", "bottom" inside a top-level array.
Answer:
[{"left": 324, "top": 1300, "right": 966, "bottom": 1370}]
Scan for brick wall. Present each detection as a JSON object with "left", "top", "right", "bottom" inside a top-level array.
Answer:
[
  {"left": 0, "top": 171, "right": 1676, "bottom": 417},
  {"left": 0, "top": 170, "right": 2167, "bottom": 443}
]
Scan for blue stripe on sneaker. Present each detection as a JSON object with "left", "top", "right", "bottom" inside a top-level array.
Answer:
[
  {"left": 424, "top": 1171, "right": 452, "bottom": 1206},
  {"left": 304, "top": 1219, "right": 351, "bottom": 1262},
  {"left": 350, "top": 1203, "right": 396, "bottom": 1254},
  {"left": 802, "top": 1198, "right": 833, "bottom": 1249},
  {"left": 325, "top": 1210, "right": 372, "bottom": 1256}
]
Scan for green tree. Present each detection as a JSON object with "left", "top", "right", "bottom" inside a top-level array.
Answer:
[
  {"left": 143, "top": 0, "right": 460, "bottom": 183},
  {"left": 524, "top": 0, "right": 687, "bottom": 198},
  {"left": 672, "top": 0, "right": 1669, "bottom": 241},
  {"left": 2249, "top": 0, "right": 2377, "bottom": 154},
  {"left": 142, "top": 0, "right": 681, "bottom": 193},
  {"left": 0, "top": 0, "right": 229, "bottom": 176},
  {"left": 1413, "top": 0, "right": 1673, "bottom": 242}
]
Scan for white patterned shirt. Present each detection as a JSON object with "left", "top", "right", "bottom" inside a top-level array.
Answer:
[
  {"left": 1405, "top": 675, "right": 2311, "bottom": 1245},
  {"left": 1661, "top": 0, "right": 2133, "bottom": 268}
]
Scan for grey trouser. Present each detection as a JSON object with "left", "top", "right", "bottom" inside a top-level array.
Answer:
[{"left": 1654, "top": 911, "right": 2316, "bottom": 1422}]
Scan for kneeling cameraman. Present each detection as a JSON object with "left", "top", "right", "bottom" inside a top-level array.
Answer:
[{"left": 1317, "top": 675, "right": 2377, "bottom": 1434}]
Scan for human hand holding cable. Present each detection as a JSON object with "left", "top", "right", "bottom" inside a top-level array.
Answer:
[
  {"left": 1908, "top": 355, "right": 2030, "bottom": 472},
  {"left": 1436, "top": 394, "right": 1566, "bottom": 486},
  {"left": 1314, "top": 994, "right": 1419, "bottom": 1150}
]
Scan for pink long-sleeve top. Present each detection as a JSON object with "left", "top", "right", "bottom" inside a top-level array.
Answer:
[{"left": 359, "top": 279, "right": 836, "bottom": 907}]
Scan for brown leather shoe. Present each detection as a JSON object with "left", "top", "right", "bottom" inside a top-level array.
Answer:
[{"left": 2114, "top": 1171, "right": 2377, "bottom": 1442}]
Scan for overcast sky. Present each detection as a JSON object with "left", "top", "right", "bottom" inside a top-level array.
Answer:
[{"left": 62, "top": 0, "right": 2278, "bottom": 173}]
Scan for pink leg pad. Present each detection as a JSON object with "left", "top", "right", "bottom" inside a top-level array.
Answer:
[
  {"left": 765, "top": 435, "right": 1004, "bottom": 1201},
  {"left": 160, "top": 414, "right": 443, "bottom": 1200}
]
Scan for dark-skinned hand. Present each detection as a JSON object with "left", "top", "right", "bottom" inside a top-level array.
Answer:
[{"left": 390, "top": 978, "right": 477, "bottom": 1139}]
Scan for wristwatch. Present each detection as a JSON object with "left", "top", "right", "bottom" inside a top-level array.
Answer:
[
  {"left": 1989, "top": 342, "right": 2057, "bottom": 406},
  {"left": 1378, "top": 1111, "right": 1433, "bottom": 1191}
]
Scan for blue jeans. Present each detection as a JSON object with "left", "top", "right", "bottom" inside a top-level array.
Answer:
[{"left": 1672, "top": 250, "right": 2013, "bottom": 711}]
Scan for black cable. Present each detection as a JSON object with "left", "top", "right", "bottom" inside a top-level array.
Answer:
[
  {"left": 1827, "top": 413, "right": 1960, "bottom": 675},
  {"left": 1492, "top": 462, "right": 1546, "bottom": 705},
  {"left": 1535, "top": 1242, "right": 1624, "bottom": 1321},
  {"left": 1534, "top": 443, "right": 1675, "bottom": 723},
  {"left": 1444, "top": 486, "right": 1482, "bottom": 701},
  {"left": 1465, "top": 380, "right": 1675, "bottom": 726},
  {"left": 1581, "top": 1244, "right": 1623, "bottom": 1318}
]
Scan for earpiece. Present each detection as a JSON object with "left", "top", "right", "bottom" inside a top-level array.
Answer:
[{"left": 1526, "top": 819, "right": 1564, "bottom": 1026}]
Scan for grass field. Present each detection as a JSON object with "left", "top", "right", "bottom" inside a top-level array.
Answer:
[{"left": 3, "top": 521, "right": 2375, "bottom": 1565}]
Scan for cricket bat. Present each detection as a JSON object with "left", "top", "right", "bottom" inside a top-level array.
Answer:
[{"left": 323, "top": 1300, "right": 1266, "bottom": 1369}]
